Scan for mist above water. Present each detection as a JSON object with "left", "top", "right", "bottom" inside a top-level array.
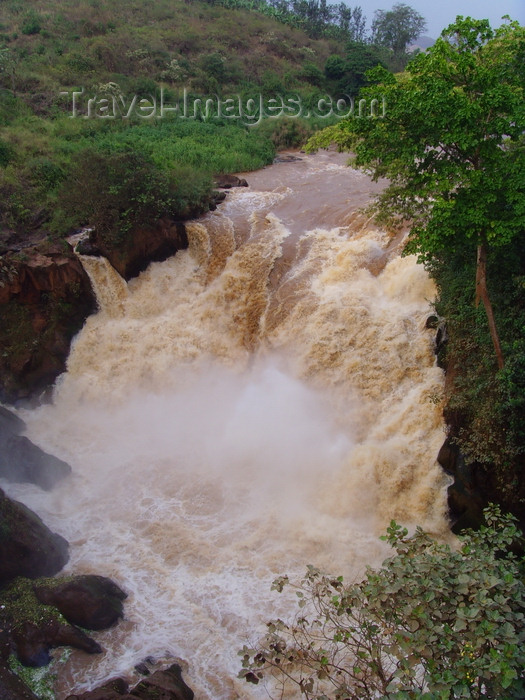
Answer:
[{"left": 11, "top": 151, "right": 449, "bottom": 699}]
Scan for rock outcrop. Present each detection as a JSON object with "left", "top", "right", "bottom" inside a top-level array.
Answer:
[
  {"left": 0, "top": 664, "right": 40, "bottom": 700},
  {"left": 80, "top": 218, "right": 189, "bottom": 281},
  {"left": 2, "top": 575, "right": 127, "bottom": 667},
  {"left": 2, "top": 577, "right": 101, "bottom": 667},
  {"left": 34, "top": 575, "right": 127, "bottom": 630},
  {"left": 0, "top": 488, "right": 69, "bottom": 585},
  {"left": 213, "top": 174, "right": 248, "bottom": 188},
  {"left": 0, "top": 239, "right": 96, "bottom": 404},
  {"left": 0, "top": 406, "right": 71, "bottom": 490},
  {"left": 65, "top": 664, "right": 194, "bottom": 700}
]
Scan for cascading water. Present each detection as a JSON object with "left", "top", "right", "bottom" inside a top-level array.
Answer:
[{"left": 8, "top": 150, "right": 450, "bottom": 699}]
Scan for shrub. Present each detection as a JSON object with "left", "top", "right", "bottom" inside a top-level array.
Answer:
[
  {"left": 55, "top": 147, "right": 213, "bottom": 245},
  {"left": 20, "top": 12, "right": 42, "bottom": 36},
  {"left": 240, "top": 506, "right": 525, "bottom": 699}
]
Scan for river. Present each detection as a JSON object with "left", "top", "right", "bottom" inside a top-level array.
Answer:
[{"left": 9, "top": 150, "right": 449, "bottom": 698}]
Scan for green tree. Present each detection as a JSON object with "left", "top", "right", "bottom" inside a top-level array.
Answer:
[
  {"left": 239, "top": 506, "right": 525, "bottom": 699},
  {"left": 371, "top": 2, "right": 426, "bottom": 69},
  {"left": 307, "top": 17, "right": 525, "bottom": 369}
]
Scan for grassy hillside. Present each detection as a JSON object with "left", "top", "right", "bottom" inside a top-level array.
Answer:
[
  {"left": 0, "top": 0, "right": 342, "bottom": 109},
  {"left": 0, "top": 0, "right": 368, "bottom": 244}
]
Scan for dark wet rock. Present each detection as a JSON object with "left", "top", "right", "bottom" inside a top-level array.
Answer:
[
  {"left": 0, "top": 404, "right": 71, "bottom": 490},
  {"left": 273, "top": 154, "right": 302, "bottom": 163},
  {"left": 34, "top": 575, "right": 127, "bottom": 631},
  {"left": 11, "top": 618, "right": 102, "bottom": 667},
  {"left": 0, "top": 239, "right": 96, "bottom": 404},
  {"left": 89, "top": 218, "right": 188, "bottom": 281},
  {"left": 75, "top": 238, "right": 101, "bottom": 257},
  {"left": 213, "top": 174, "right": 248, "bottom": 188},
  {"left": 437, "top": 437, "right": 485, "bottom": 533},
  {"left": 0, "top": 488, "right": 69, "bottom": 585},
  {"left": 134, "top": 663, "right": 150, "bottom": 676},
  {"left": 212, "top": 191, "right": 227, "bottom": 204},
  {"left": 437, "top": 436, "right": 458, "bottom": 475},
  {"left": 66, "top": 664, "right": 194, "bottom": 700},
  {"left": 425, "top": 314, "right": 439, "bottom": 329},
  {"left": 0, "top": 433, "right": 71, "bottom": 490},
  {"left": 209, "top": 190, "right": 227, "bottom": 211},
  {"left": 0, "top": 662, "right": 40, "bottom": 699},
  {"left": 66, "top": 677, "right": 131, "bottom": 700},
  {"left": 0, "top": 406, "right": 26, "bottom": 434},
  {"left": 1, "top": 577, "right": 104, "bottom": 667},
  {"left": 131, "top": 664, "right": 194, "bottom": 699}
]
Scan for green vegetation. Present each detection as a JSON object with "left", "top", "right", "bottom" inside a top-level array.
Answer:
[
  {"left": 431, "top": 234, "right": 525, "bottom": 507},
  {"left": 1, "top": 577, "right": 66, "bottom": 634},
  {"left": 0, "top": 0, "right": 383, "bottom": 246},
  {"left": 307, "top": 17, "right": 525, "bottom": 517},
  {"left": 8, "top": 655, "right": 58, "bottom": 700},
  {"left": 371, "top": 2, "right": 426, "bottom": 69},
  {"left": 240, "top": 506, "right": 525, "bottom": 699}
]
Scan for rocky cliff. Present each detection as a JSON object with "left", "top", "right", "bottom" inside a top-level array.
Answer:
[{"left": 0, "top": 239, "right": 96, "bottom": 404}]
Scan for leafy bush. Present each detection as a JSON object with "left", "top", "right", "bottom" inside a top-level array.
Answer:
[
  {"left": 240, "top": 506, "right": 525, "bottom": 699},
  {"left": 55, "top": 148, "right": 213, "bottom": 246},
  {"left": 20, "top": 12, "right": 42, "bottom": 36}
]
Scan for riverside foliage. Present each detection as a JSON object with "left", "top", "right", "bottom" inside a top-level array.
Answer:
[
  {"left": 239, "top": 506, "right": 525, "bottom": 699},
  {"left": 307, "top": 17, "right": 525, "bottom": 510}
]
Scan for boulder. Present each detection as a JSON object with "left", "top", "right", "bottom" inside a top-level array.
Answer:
[
  {"left": 65, "top": 664, "right": 194, "bottom": 700},
  {"left": 0, "top": 434, "right": 71, "bottom": 490},
  {"left": 273, "top": 154, "right": 302, "bottom": 163},
  {"left": 88, "top": 218, "right": 188, "bottom": 281},
  {"left": 0, "top": 240, "right": 96, "bottom": 404},
  {"left": 0, "top": 405, "right": 26, "bottom": 434},
  {"left": 213, "top": 174, "right": 248, "bottom": 188},
  {"left": 0, "top": 488, "right": 69, "bottom": 585},
  {"left": 131, "top": 664, "right": 194, "bottom": 700},
  {"left": 0, "top": 405, "right": 72, "bottom": 490},
  {"left": 1, "top": 577, "right": 110, "bottom": 668},
  {"left": 11, "top": 618, "right": 102, "bottom": 667},
  {"left": 34, "top": 575, "right": 127, "bottom": 630},
  {"left": 65, "top": 678, "right": 131, "bottom": 700}
]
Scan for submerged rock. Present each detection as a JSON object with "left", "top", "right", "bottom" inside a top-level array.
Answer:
[
  {"left": 131, "top": 664, "right": 194, "bottom": 700},
  {"left": 273, "top": 154, "right": 302, "bottom": 163},
  {"left": 213, "top": 174, "right": 248, "bottom": 188},
  {"left": 0, "top": 488, "right": 69, "bottom": 585},
  {"left": 65, "top": 664, "right": 194, "bottom": 700},
  {"left": 34, "top": 575, "right": 127, "bottom": 630}
]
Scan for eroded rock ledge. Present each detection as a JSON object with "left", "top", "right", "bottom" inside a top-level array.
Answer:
[
  {"left": 66, "top": 663, "right": 194, "bottom": 700},
  {"left": 0, "top": 239, "right": 96, "bottom": 404}
]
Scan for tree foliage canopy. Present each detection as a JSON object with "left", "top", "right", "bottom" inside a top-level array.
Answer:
[
  {"left": 307, "top": 17, "right": 525, "bottom": 368},
  {"left": 372, "top": 3, "right": 426, "bottom": 58},
  {"left": 239, "top": 506, "right": 525, "bottom": 699}
]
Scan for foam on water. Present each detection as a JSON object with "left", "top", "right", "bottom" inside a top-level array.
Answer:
[{"left": 10, "top": 151, "right": 449, "bottom": 699}]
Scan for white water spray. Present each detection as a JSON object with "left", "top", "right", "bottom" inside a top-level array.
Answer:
[{"left": 8, "top": 151, "right": 449, "bottom": 699}]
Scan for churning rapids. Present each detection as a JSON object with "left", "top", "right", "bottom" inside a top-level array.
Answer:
[{"left": 9, "top": 150, "right": 449, "bottom": 698}]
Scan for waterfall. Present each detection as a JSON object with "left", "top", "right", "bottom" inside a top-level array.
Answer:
[{"left": 12, "top": 150, "right": 449, "bottom": 699}]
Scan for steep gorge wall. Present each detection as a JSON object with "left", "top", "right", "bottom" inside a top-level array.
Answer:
[{"left": 0, "top": 240, "right": 96, "bottom": 404}]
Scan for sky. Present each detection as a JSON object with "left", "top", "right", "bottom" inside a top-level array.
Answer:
[{"left": 358, "top": 0, "right": 525, "bottom": 38}]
